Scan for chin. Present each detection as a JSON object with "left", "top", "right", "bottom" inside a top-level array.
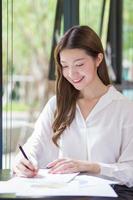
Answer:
[{"left": 73, "top": 85, "right": 84, "bottom": 90}]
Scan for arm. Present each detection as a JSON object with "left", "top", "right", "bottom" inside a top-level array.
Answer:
[
  {"left": 46, "top": 125, "right": 133, "bottom": 187},
  {"left": 99, "top": 124, "right": 133, "bottom": 187},
  {"left": 13, "top": 96, "right": 59, "bottom": 177}
]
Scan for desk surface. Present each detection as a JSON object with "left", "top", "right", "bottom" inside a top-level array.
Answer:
[{"left": 0, "top": 169, "right": 133, "bottom": 200}]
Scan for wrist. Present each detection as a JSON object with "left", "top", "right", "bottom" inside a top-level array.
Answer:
[
  {"left": 80, "top": 161, "right": 101, "bottom": 174},
  {"left": 86, "top": 163, "right": 101, "bottom": 174}
]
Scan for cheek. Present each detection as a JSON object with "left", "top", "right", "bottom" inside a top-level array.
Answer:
[
  {"left": 62, "top": 70, "right": 70, "bottom": 81},
  {"left": 83, "top": 65, "right": 97, "bottom": 80},
  {"left": 62, "top": 70, "right": 67, "bottom": 78},
  {"left": 83, "top": 65, "right": 95, "bottom": 75}
]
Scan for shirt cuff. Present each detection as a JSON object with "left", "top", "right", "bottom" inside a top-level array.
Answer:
[{"left": 98, "top": 162, "right": 116, "bottom": 177}]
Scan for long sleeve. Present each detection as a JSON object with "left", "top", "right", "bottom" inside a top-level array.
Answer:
[
  {"left": 99, "top": 124, "right": 133, "bottom": 187},
  {"left": 14, "top": 96, "right": 59, "bottom": 168},
  {"left": 14, "top": 86, "right": 133, "bottom": 187},
  {"left": 58, "top": 86, "right": 133, "bottom": 187}
]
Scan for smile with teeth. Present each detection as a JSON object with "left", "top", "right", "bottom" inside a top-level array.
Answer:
[{"left": 72, "top": 76, "right": 84, "bottom": 83}]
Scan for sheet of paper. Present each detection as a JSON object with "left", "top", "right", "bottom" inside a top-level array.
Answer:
[
  {"left": 1, "top": 169, "right": 118, "bottom": 197},
  {"left": 15, "top": 179, "right": 117, "bottom": 197},
  {"left": 75, "top": 175, "right": 119, "bottom": 185},
  {"left": 37, "top": 168, "right": 79, "bottom": 183},
  {"left": 0, "top": 182, "right": 16, "bottom": 194},
  {"left": 9, "top": 169, "right": 78, "bottom": 185}
]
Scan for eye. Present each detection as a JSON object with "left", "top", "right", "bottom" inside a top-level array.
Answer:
[
  {"left": 62, "top": 65, "right": 68, "bottom": 69},
  {"left": 75, "top": 63, "right": 83, "bottom": 67}
]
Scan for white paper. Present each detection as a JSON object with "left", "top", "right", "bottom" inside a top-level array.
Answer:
[
  {"left": 37, "top": 168, "right": 79, "bottom": 183},
  {"left": 9, "top": 169, "right": 78, "bottom": 185},
  {"left": 75, "top": 175, "right": 119, "bottom": 185},
  {"left": 15, "top": 180, "right": 117, "bottom": 197},
  {"left": 0, "top": 182, "right": 16, "bottom": 194},
  {"left": 0, "top": 169, "right": 118, "bottom": 197}
]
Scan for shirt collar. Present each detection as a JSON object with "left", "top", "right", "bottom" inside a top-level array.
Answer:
[{"left": 85, "top": 85, "right": 124, "bottom": 121}]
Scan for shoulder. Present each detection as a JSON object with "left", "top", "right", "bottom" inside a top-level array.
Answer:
[
  {"left": 41, "top": 95, "right": 56, "bottom": 115},
  {"left": 110, "top": 86, "right": 133, "bottom": 123},
  {"left": 46, "top": 95, "right": 56, "bottom": 111},
  {"left": 110, "top": 86, "right": 133, "bottom": 107},
  {"left": 35, "top": 96, "right": 56, "bottom": 124}
]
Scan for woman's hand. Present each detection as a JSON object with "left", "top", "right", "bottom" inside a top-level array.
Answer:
[
  {"left": 47, "top": 158, "right": 100, "bottom": 174},
  {"left": 13, "top": 157, "right": 38, "bottom": 178}
]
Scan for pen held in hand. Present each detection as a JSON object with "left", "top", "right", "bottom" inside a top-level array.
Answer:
[
  {"left": 18, "top": 145, "right": 38, "bottom": 174},
  {"left": 19, "top": 144, "right": 29, "bottom": 160}
]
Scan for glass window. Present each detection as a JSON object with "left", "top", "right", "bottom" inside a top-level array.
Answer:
[{"left": 2, "top": 0, "right": 57, "bottom": 169}]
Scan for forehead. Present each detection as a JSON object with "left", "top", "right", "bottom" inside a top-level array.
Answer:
[{"left": 60, "top": 48, "right": 88, "bottom": 62}]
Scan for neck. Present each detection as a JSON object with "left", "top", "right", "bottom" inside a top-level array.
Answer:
[{"left": 79, "top": 77, "right": 109, "bottom": 100}]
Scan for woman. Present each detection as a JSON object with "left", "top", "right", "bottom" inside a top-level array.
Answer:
[{"left": 13, "top": 25, "right": 133, "bottom": 187}]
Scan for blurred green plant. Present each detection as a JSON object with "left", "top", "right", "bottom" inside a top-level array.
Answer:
[
  {"left": 3, "top": 102, "right": 29, "bottom": 112},
  {"left": 2, "top": 0, "right": 57, "bottom": 112},
  {"left": 2, "top": 0, "right": 133, "bottom": 113}
]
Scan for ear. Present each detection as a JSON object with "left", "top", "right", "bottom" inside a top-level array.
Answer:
[{"left": 96, "top": 53, "right": 103, "bottom": 67}]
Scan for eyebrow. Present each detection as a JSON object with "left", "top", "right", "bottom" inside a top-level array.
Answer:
[{"left": 61, "top": 58, "right": 85, "bottom": 64}]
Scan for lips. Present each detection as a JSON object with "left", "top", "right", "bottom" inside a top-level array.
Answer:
[{"left": 72, "top": 76, "right": 85, "bottom": 83}]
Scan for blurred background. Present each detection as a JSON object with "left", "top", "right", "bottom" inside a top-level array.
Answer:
[{"left": 1, "top": 0, "right": 133, "bottom": 169}]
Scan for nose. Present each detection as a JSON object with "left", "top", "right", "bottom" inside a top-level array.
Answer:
[{"left": 68, "top": 67, "right": 77, "bottom": 78}]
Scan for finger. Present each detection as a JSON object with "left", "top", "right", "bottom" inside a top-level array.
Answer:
[
  {"left": 14, "top": 164, "right": 29, "bottom": 177},
  {"left": 49, "top": 161, "right": 74, "bottom": 174},
  {"left": 17, "top": 163, "right": 37, "bottom": 177},
  {"left": 59, "top": 167, "right": 77, "bottom": 174},
  {"left": 49, "top": 159, "right": 73, "bottom": 171},
  {"left": 21, "top": 158, "right": 37, "bottom": 171},
  {"left": 51, "top": 165, "right": 76, "bottom": 174},
  {"left": 13, "top": 165, "right": 21, "bottom": 175},
  {"left": 46, "top": 158, "right": 66, "bottom": 168},
  {"left": 17, "top": 162, "right": 31, "bottom": 173}
]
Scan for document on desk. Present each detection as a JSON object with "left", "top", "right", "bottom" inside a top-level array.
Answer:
[
  {"left": 1, "top": 169, "right": 118, "bottom": 197},
  {"left": 11, "top": 168, "right": 79, "bottom": 184},
  {"left": 0, "top": 181, "right": 16, "bottom": 194},
  {"left": 0, "top": 169, "right": 78, "bottom": 194}
]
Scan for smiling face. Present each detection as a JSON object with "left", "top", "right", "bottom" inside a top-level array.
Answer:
[{"left": 60, "top": 48, "right": 103, "bottom": 91}]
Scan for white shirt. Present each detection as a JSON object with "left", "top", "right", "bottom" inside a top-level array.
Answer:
[{"left": 16, "top": 86, "right": 133, "bottom": 187}]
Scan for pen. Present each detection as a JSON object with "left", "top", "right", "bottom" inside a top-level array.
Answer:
[
  {"left": 19, "top": 144, "right": 29, "bottom": 160},
  {"left": 19, "top": 144, "right": 50, "bottom": 170}
]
